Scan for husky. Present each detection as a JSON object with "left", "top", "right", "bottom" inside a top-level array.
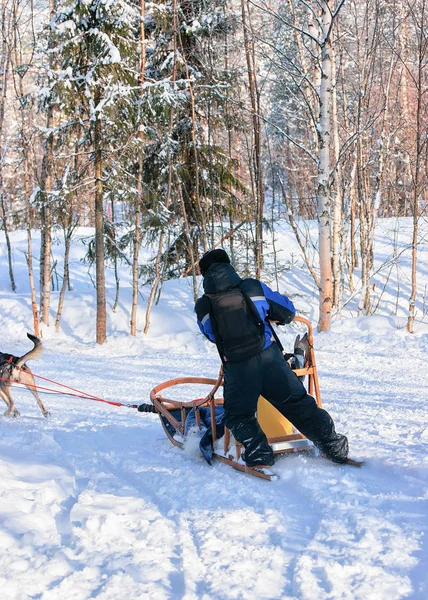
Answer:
[{"left": 0, "top": 333, "right": 50, "bottom": 418}]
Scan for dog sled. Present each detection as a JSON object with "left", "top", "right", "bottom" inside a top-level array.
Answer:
[{"left": 150, "top": 316, "right": 322, "bottom": 481}]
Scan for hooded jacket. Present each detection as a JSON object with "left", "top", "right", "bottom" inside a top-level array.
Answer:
[{"left": 195, "top": 263, "right": 295, "bottom": 359}]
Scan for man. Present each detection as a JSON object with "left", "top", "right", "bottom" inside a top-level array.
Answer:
[{"left": 195, "top": 248, "right": 348, "bottom": 468}]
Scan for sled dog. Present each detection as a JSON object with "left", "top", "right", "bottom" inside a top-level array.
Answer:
[{"left": 0, "top": 333, "right": 49, "bottom": 418}]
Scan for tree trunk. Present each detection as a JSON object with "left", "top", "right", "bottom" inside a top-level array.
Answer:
[
  {"left": 348, "top": 158, "right": 358, "bottom": 293},
  {"left": 111, "top": 199, "right": 120, "bottom": 313},
  {"left": 39, "top": 116, "right": 53, "bottom": 325},
  {"left": 144, "top": 3, "right": 177, "bottom": 334},
  {"left": 94, "top": 90, "right": 106, "bottom": 344},
  {"left": 0, "top": 189, "right": 15, "bottom": 291},
  {"left": 408, "top": 201, "right": 419, "bottom": 333},
  {"left": 130, "top": 176, "right": 141, "bottom": 334},
  {"left": 0, "top": 2, "right": 14, "bottom": 291},
  {"left": 25, "top": 154, "right": 40, "bottom": 335},
  {"left": 317, "top": 7, "right": 333, "bottom": 332},
  {"left": 278, "top": 176, "right": 320, "bottom": 289},
  {"left": 223, "top": 18, "right": 236, "bottom": 264},
  {"left": 241, "top": 0, "right": 264, "bottom": 278},
  {"left": 176, "top": 1, "right": 207, "bottom": 253},
  {"left": 407, "top": 0, "right": 426, "bottom": 333},
  {"left": 55, "top": 230, "right": 72, "bottom": 332},
  {"left": 130, "top": 0, "right": 146, "bottom": 336},
  {"left": 39, "top": 0, "right": 57, "bottom": 326},
  {"left": 331, "top": 42, "right": 342, "bottom": 309},
  {"left": 10, "top": 0, "right": 38, "bottom": 330},
  {"left": 178, "top": 179, "right": 198, "bottom": 300},
  {"left": 357, "top": 41, "right": 395, "bottom": 315},
  {"left": 144, "top": 229, "right": 165, "bottom": 335}
]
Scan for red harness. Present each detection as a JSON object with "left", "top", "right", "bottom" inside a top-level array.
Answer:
[{"left": 0, "top": 353, "right": 14, "bottom": 365}]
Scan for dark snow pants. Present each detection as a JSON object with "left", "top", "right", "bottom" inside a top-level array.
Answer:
[{"left": 223, "top": 343, "right": 348, "bottom": 467}]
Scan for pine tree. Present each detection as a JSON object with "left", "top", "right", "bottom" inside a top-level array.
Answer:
[
  {"left": 141, "top": 0, "right": 242, "bottom": 280},
  {"left": 44, "top": 0, "right": 138, "bottom": 343}
]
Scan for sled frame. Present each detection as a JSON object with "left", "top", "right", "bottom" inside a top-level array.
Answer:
[{"left": 150, "top": 316, "right": 321, "bottom": 481}]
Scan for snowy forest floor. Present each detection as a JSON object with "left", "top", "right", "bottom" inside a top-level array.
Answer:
[{"left": 0, "top": 219, "right": 428, "bottom": 599}]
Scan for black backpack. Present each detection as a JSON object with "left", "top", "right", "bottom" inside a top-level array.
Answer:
[{"left": 206, "top": 284, "right": 266, "bottom": 362}]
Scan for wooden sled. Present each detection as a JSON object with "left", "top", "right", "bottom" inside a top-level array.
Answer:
[{"left": 150, "top": 316, "right": 322, "bottom": 481}]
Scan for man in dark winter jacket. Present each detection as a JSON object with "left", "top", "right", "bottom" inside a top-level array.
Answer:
[{"left": 195, "top": 248, "right": 349, "bottom": 468}]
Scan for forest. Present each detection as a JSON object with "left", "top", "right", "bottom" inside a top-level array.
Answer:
[{"left": 0, "top": 0, "right": 427, "bottom": 343}]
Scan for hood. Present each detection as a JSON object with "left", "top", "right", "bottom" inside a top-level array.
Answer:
[{"left": 203, "top": 262, "right": 241, "bottom": 294}]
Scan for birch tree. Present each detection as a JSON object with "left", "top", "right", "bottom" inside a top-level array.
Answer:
[
  {"left": 407, "top": 0, "right": 428, "bottom": 332},
  {"left": 38, "top": 0, "right": 58, "bottom": 326},
  {"left": 0, "top": 0, "right": 15, "bottom": 292},
  {"left": 254, "top": 0, "right": 346, "bottom": 330},
  {"left": 11, "top": 0, "right": 40, "bottom": 332}
]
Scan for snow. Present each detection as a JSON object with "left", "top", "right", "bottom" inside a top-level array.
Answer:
[{"left": 0, "top": 219, "right": 428, "bottom": 599}]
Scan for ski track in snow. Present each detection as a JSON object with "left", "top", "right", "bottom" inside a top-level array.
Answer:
[{"left": 0, "top": 343, "right": 427, "bottom": 600}]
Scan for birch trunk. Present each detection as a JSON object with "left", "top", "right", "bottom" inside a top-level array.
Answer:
[
  {"left": 399, "top": 3, "right": 411, "bottom": 217},
  {"left": 39, "top": 165, "right": 52, "bottom": 324},
  {"left": 286, "top": 0, "right": 318, "bottom": 150},
  {"left": 11, "top": 0, "right": 38, "bottom": 331},
  {"left": 357, "top": 44, "right": 395, "bottom": 315},
  {"left": 348, "top": 158, "right": 358, "bottom": 294},
  {"left": 55, "top": 230, "right": 72, "bottom": 332},
  {"left": 111, "top": 200, "right": 120, "bottom": 313},
  {"left": 407, "top": 0, "right": 426, "bottom": 333},
  {"left": 331, "top": 42, "right": 342, "bottom": 308},
  {"left": 39, "top": 0, "right": 57, "bottom": 326},
  {"left": 0, "top": 1, "right": 14, "bottom": 291},
  {"left": 25, "top": 149, "right": 39, "bottom": 335},
  {"left": 408, "top": 195, "right": 419, "bottom": 333},
  {"left": 0, "top": 189, "right": 15, "bottom": 291},
  {"left": 317, "top": 6, "right": 333, "bottom": 332}
]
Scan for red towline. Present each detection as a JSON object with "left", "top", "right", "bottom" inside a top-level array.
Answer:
[{"left": 0, "top": 372, "right": 138, "bottom": 409}]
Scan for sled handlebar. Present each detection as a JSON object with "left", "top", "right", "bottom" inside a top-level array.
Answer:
[{"left": 268, "top": 315, "right": 314, "bottom": 347}]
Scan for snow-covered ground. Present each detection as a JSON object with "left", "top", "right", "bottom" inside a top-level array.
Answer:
[{"left": 0, "top": 220, "right": 427, "bottom": 599}]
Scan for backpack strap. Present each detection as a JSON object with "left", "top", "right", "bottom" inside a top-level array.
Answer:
[
  {"left": 206, "top": 293, "right": 226, "bottom": 365},
  {"left": 239, "top": 285, "right": 265, "bottom": 334}
]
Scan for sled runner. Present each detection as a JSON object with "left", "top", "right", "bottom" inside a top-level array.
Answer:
[{"left": 150, "top": 316, "right": 324, "bottom": 481}]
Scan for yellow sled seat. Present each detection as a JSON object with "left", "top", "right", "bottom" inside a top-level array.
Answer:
[
  {"left": 257, "top": 396, "right": 293, "bottom": 437},
  {"left": 257, "top": 395, "right": 312, "bottom": 454}
]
